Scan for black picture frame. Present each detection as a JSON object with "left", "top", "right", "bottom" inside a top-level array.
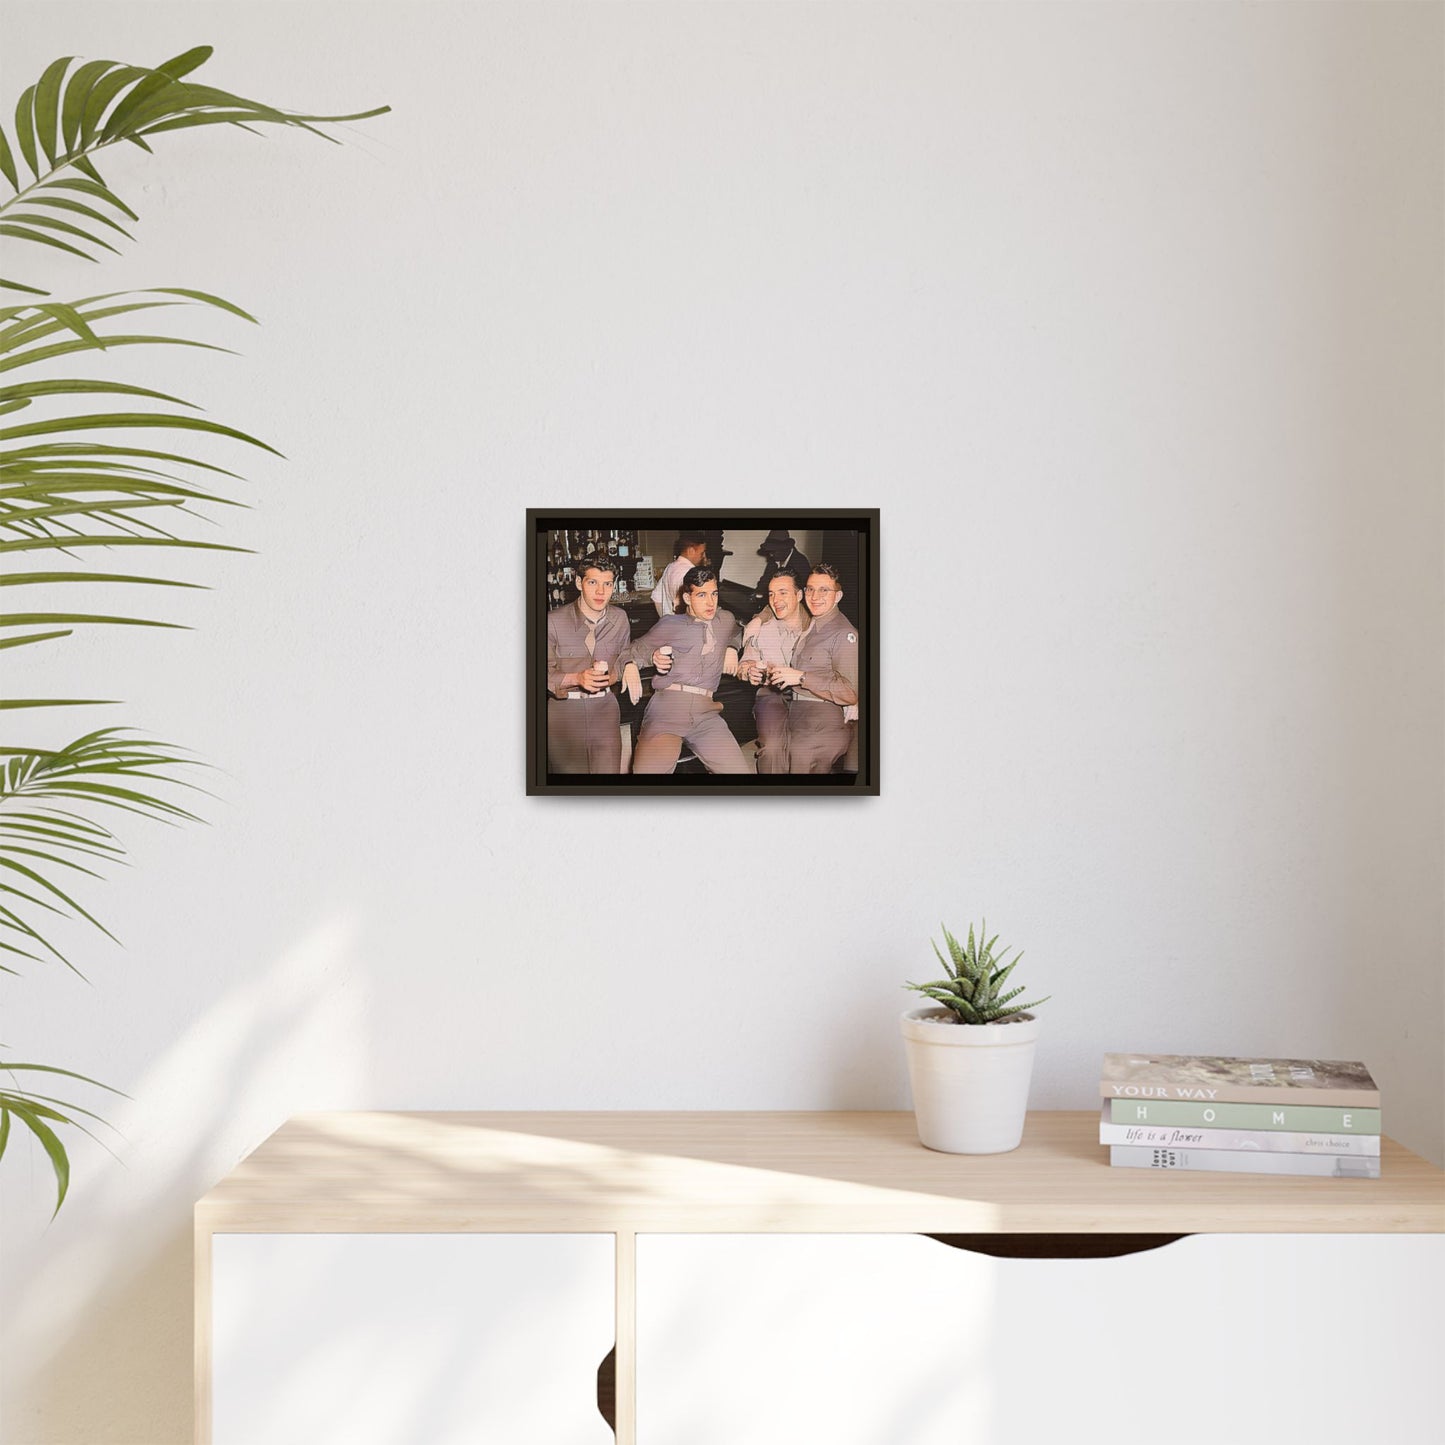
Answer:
[{"left": 526, "top": 510, "right": 880, "bottom": 795}]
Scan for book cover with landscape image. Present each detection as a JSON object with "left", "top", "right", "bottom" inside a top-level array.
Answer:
[{"left": 1100, "top": 1053, "right": 1379, "bottom": 1107}]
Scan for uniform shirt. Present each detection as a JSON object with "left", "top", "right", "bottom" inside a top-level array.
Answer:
[
  {"left": 792, "top": 606, "right": 859, "bottom": 706},
  {"left": 631, "top": 609, "right": 742, "bottom": 694},
  {"left": 740, "top": 611, "right": 808, "bottom": 672},
  {"left": 546, "top": 601, "right": 632, "bottom": 697},
  {"left": 650, "top": 554, "right": 696, "bottom": 616}
]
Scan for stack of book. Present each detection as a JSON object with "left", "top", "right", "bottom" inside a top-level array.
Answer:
[{"left": 1099, "top": 1053, "right": 1381, "bottom": 1178}]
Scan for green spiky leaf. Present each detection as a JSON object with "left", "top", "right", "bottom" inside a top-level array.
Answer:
[{"left": 909, "top": 922, "right": 1049, "bottom": 1024}]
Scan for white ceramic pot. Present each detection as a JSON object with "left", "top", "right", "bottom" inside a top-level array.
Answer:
[{"left": 900, "top": 1007, "right": 1041, "bottom": 1154}]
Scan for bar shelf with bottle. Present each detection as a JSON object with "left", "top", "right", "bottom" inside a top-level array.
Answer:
[{"left": 544, "top": 528, "right": 640, "bottom": 610}]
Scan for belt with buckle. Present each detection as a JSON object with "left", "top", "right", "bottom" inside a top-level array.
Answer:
[
  {"left": 562, "top": 689, "right": 608, "bottom": 700},
  {"left": 658, "top": 683, "right": 713, "bottom": 698}
]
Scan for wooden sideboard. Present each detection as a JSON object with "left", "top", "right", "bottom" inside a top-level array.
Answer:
[{"left": 195, "top": 1110, "right": 1445, "bottom": 1443}]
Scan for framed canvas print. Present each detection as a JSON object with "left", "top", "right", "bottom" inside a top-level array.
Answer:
[{"left": 527, "top": 510, "right": 879, "bottom": 795}]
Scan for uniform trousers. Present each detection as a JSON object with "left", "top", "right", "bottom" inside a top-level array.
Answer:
[
  {"left": 788, "top": 699, "right": 855, "bottom": 774},
  {"left": 633, "top": 689, "right": 750, "bottom": 774},
  {"left": 752, "top": 689, "right": 791, "bottom": 774},
  {"left": 547, "top": 693, "right": 623, "bottom": 774}
]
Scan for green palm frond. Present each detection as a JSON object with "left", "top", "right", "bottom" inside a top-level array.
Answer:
[
  {"left": 0, "top": 1059, "right": 126, "bottom": 1214},
  {"left": 1, "top": 47, "right": 389, "bottom": 294},
  {"left": 1, "top": 45, "right": 385, "bottom": 1213},
  {"left": 0, "top": 288, "right": 266, "bottom": 712},
  {"left": 0, "top": 729, "right": 203, "bottom": 975}
]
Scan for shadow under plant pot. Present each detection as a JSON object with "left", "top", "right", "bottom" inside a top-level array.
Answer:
[{"left": 901, "top": 1008, "right": 1041, "bottom": 1154}]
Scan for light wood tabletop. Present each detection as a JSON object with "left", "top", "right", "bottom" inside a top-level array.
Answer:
[
  {"left": 194, "top": 1110, "right": 1445, "bottom": 1443},
  {"left": 195, "top": 1109, "right": 1445, "bottom": 1235}
]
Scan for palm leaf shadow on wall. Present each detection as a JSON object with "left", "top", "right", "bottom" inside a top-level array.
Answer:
[{"left": 0, "top": 45, "right": 387, "bottom": 1212}]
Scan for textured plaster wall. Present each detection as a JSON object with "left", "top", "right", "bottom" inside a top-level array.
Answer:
[{"left": 2, "top": 3, "right": 1441, "bottom": 1441}]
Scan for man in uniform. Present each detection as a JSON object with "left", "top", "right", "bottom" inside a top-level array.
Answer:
[
  {"left": 545, "top": 554, "right": 631, "bottom": 773},
  {"left": 767, "top": 562, "right": 859, "bottom": 773},
  {"left": 736, "top": 571, "right": 811, "bottom": 774},
  {"left": 748, "top": 529, "right": 812, "bottom": 616},
  {"left": 629, "top": 565, "right": 749, "bottom": 774},
  {"left": 650, "top": 531, "right": 709, "bottom": 617}
]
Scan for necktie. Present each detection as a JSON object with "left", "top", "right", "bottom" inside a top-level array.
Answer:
[{"left": 701, "top": 619, "right": 715, "bottom": 658}]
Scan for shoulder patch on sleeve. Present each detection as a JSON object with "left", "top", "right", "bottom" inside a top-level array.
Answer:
[{"left": 847, "top": 632, "right": 857, "bottom": 644}]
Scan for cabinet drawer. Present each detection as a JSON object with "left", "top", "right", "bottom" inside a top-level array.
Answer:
[
  {"left": 212, "top": 1233, "right": 614, "bottom": 1445},
  {"left": 636, "top": 1232, "right": 1444, "bottom": 1445}
]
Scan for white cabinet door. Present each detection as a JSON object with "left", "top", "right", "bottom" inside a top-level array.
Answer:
[
  {"left": 213, "top": 1233, "right": 614, "bottom": 1445},
  {"left": 637, "top": 1234, "right": 990, "bottom": 1445},
  {"left": 636, "top": 1233, "right": 1444, "bottom": 1445}
]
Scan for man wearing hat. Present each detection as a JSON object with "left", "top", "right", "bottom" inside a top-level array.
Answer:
[
  {"left": 750, "top": 529, "right": 812, "bottom": 616},
  {"left": 651, "top": 531, "right": 710, "bottom": 617}
]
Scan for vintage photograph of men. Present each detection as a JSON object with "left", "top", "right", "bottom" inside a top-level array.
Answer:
[{"left": 526, "top": 511, "right": 879, "bottom": 795}]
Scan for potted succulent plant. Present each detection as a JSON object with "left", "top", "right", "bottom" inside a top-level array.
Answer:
[{"left": 901, "top": 922, "right": 1050, "bottom": 1154}]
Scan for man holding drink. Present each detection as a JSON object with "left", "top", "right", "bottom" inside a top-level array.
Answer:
[
  {"left": 737, "top": 571, "right": 811, "bottom": 774},
  {"left": 628, "top": 565, "right": 748, "bottom": 774},
  {"left": 769, "top": 563, "right": 859, "bottom": 773},
  {"left": 544, "top": 554, "right": 632, "bottom": 773}
]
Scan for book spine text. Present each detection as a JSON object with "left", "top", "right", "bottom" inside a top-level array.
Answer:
[
  {"left": 1099, "top": 1122, "right": 1380, "bottom": 1155},
  {"left": 1108, "top": 1099, "right": 1380, "bottom": 1133},
  {"left": 1110, "top": 1146, "right": 1380, "bottom": 1179}
]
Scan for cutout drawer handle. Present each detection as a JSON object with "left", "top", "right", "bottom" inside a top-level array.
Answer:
[{"left": 925, "top": 1232, "right": 1189, "bottom": 1259}]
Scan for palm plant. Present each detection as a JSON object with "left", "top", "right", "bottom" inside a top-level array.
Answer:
[{"left": 0, "top": 45, "right": 386, "bottom": 1210}]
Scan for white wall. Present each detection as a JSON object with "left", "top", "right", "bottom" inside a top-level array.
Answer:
[{"left": 3, "top": 3, "right": 1441, "bottom": 1441}]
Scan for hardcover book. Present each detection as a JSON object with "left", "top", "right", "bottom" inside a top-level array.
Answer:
[
  {"left": 1099, "top": 1053, "right": 1378, "bottom": 1107},
  {"left": 1110, "top": 1145, "right": 1380, "bottom": 1179},
  {"left": 1097, "top": 1104, "right": 1380, "bottom": 1156},
  {"left": 1108, "top": 1098, "right": 1380, "bottom": 1133}
]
